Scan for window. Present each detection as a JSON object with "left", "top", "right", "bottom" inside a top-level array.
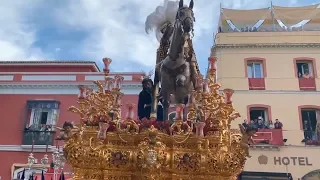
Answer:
[
  {"left": 29, "top": 108, "right": 56, "bottom": 130},
  {"left": 40, "top": 111, "right": 49, "bottom": 124},
  {"left": 300, "top": 109, "right": 319, "bottom": 141},
  {"left": 247, "top": 62, "right": 263, "bottom": 78},
  {"left": 249, "top": 108, "right": 268, "bottom": 121},
  {"left": 26, "top": 100, "right": 60, "bottom": 131},
  {"left": 296, "top": 61, "right": 314, "bottom": 78}
]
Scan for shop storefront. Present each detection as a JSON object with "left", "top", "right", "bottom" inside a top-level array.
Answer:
[
  {"left": 239, "top": 171, "right": 292, "bottom": 179},
  {"left": 243, "top": 146, "right": 320, "bottom": 179}
]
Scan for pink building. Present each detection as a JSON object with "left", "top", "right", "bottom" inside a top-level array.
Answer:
[{"left": 0, "top": 60, "right": 143, "bottom": 180}]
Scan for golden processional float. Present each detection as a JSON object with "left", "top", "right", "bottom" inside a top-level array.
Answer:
[{"left": 62, "top": 57, "right": 250, "bottom": 180}]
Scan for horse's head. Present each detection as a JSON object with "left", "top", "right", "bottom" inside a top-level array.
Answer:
[{"left": 176, "top": 0, "right": 195, "bottom": 33}]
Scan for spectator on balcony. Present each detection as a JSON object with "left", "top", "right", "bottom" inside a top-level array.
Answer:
[
  {"left": 249, "top": 120, "right": 257, "bottom": 128},
  {"left": 303, "top": 120, "right": 312, "bottom": 140},
  {"left": 266, "top": 120, "right": 274, "bottom": 129},
  {"left": 40, "top": 124, "right": 47, "bottom": 131},
  {"left": 242, "top": 119, "right": 249, "bottom": 128},
  {"left": 303, "top": 72, "right": 311, "bottom": 78},
  {"left": 274, "top": 119, "right": 283, "bottom": 129},
  {"left": 257, "top": 119, "right": 265, "bottom": 129},
  {"left": 252, "top": 27, "right": 258, "bottom": 32}
]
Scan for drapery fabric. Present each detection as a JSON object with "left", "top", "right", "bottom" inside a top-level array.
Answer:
[
  {"left": 273, "top": 4, "right": 320, "bottom": 25},
  {"left": 219, "top": 4, "right": 320, "bottom": 31},
  {"left": 221, "top": 8, "right": 272, "bottom": 29}
]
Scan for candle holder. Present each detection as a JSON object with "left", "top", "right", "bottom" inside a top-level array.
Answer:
[
  {"left": 103, "top": 58, "right": 112, "bottom": 74},
  {"left": 203, "top": 80, "right": 210, "bottom": 93},
  {"left": 105, "top": 77, "right": 114, "bottom": 92},
  {"left": 223, "top": 88, "right": 234, "bottom": 104},
  {"left": 113, "top": 75, "right": 124, "bottom": 91},
  {"left": 41, "top": 154, "right": 49, "bottom": 167},
  {"left": 208, "top": 56, "right": 217, "bottom": 71},
  {"left": 78, "top": 85, "right": 86, "bottom": 99},
  {"left": 52, "top": 149, "right": 61, "bottom": 170},
  {"left": 27, "top": 153, "right": 35, "bottom": 168},
  {"left": 175, "top": 104, "right": 185, "bottom": 121},
  {"left": 59, "top": 152, "right": 66, "bottom": 169},
  {"left": 126, "top": 103, "right": 135, "bottom": 120},
  {"left": 196, "top": 74, "right": 204, "bottom": 90},
  {"left": 98, "top": 122, "right": 109, "bottom": 140}
]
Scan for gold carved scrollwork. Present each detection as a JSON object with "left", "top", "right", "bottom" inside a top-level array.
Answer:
[{"left": 63, "top": 58, "right": 249, "bottom": 180}]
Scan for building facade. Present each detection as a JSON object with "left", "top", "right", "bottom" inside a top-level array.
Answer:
[
  {"left": 0, "top": 60, "right": 143, "bottom": 180},
  {"left": 215, "top": 4, "right": 320, "bottom": 180}
]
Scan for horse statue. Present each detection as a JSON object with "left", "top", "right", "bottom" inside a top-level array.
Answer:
[{"left": 145, "top": 0, "right": 199, "bottom": 121}]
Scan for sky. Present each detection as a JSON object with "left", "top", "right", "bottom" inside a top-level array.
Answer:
[{"left": 1, "top": 0, "right": 317, "bottom": 73}]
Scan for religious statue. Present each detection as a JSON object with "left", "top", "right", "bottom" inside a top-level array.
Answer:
[
  {"left": 145, "top": 0, "right": 200, "bottom": 120},
  {"left": 239, "top": 124, "right": 258, "bottom": 158},
  {"left": 55, "top": 121, "right": 79, "bottom": 140},
  {"left": 138, "top": 72, "right": 153, "bottom": 120}
]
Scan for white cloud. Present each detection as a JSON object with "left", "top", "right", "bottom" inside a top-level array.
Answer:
[
  {"left": 53, "top": 0, "right": 223, "bottom": 70},
  {"left": 0, "top": 0, "right": 304, "bottom": 66},
  {"left": 53, "top": 0, "right": 304, "bottom": 71},
  {"left": 0, "top": 0, "right": 48, "bottom": 61}
]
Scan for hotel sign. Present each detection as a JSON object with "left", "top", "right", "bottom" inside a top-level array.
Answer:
[
  {"left": 258, "top": 155, "right": 312, "bottom": 166},
  {"left": 274, "top": 157, "right": 312, "bottom": 166}
]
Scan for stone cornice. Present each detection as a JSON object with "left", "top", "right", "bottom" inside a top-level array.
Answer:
[
  {"left": 212, "top": 43, "right": 320, "bottom": 51},
  {"left": 0, "top": 83, "right": 142, "bottom": 89}
]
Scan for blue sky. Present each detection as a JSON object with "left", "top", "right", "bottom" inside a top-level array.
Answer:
[{"left": 1, "top": 0, "right": 317, "bottom": 73}]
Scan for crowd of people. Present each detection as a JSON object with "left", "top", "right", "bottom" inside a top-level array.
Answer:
[
  {"left": 241, "top": 117, "right": 283, "bottom": 130},
  {"left": 219, "top": 24, "right": 320, "bottom": 33}
]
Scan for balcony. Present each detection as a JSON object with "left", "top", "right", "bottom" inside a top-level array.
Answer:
[
  {"left": 252, "top": 129, "right": 284, "bottom": 146},
  {"left": 248, "top": 78, "right": 265, "bottom": 90},
  {"left": 302, "top": 130, "right": 320, "bottom": 146},
  {"left": 23, "top": 130, "right": 56, "bottom": 145},
  {"left": 298, "top": 78, "right": 316, "bottom": 91}
]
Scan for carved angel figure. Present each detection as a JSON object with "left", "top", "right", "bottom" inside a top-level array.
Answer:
[
  {"left": 55, "top": 121, "right": 79, "bottom": 140},
  {"left": 239, "top": 124, "right": 258, "bottom": 158}
]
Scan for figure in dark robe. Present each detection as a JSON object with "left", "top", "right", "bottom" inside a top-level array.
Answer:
[{"left": 138, "top": 77, "right": 153, "bottom": 120}]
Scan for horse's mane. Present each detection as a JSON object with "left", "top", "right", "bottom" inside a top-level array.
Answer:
[{"left": 145, "top": 0, "right": 179, "bottom": 42}]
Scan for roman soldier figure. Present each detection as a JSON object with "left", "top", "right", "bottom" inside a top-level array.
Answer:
[
  {"left": 138, "top": 73, "right": 153, "bottom": 120},
  {"left": 145, "top": 0, "right": 200, "bottom": 118}
]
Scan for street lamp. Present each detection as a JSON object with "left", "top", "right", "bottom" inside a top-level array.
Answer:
[{"left": 52, "top": 148, "right": 66, "bottom": 180}]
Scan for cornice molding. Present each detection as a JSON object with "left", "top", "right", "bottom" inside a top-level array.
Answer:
[
  {"left": 0, "top": 145, "right": 60, "bottom": 152},
  {"left": 0, "top": 83, "right": 142, "bottom": 89},
  {"left": 212, "top": 43, "right": 320, "bottom": 50}
]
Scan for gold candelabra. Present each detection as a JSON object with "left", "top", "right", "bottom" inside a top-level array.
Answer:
[{"left": 63, "top": 57, "right": 247, "bottom": 180}]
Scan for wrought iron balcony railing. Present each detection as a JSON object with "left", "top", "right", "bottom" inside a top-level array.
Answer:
[{"left": 23, "top": 130, "right": 56, "bottom": 145}]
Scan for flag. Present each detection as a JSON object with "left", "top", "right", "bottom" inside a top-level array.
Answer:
[
  {"left": 41, "top": 170, "right": 45, "bottom": 180},
  {"left": 59, "top": 171, "right": 65, "bottom": 180},
  {"left": 20, "top": 169, "right": 25, "bottom": 179}
]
